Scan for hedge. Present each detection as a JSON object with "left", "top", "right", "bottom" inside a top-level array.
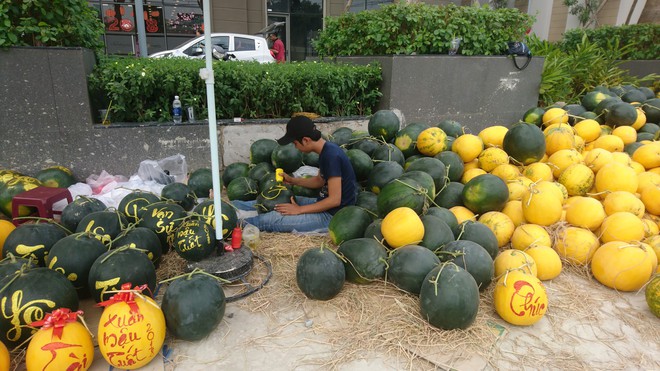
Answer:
[
  {"left": 88, "top": 58, "right": 382, "bottom": 123},
  {"left": 561, "top": 24, "right": 659, "bottom": 60}
]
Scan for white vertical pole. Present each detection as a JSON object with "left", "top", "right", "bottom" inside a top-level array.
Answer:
[
  {"left": 135, "top": 0, "right": 148, "bottom": 57},
  {"left": 202, "top": 0, "right": 223, "bottom": 241}
]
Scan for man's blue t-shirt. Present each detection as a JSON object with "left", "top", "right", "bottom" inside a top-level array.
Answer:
[{"left": 317, "top": 141, "right": 358, "bottom": 215}]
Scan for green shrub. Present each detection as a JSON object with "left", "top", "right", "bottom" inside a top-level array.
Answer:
[
  {"left": 313, "top": 3, "right": 533, "bottom": 57},
  {"left": 526, "top": 34, "right": 656, "bottom": 106},
  {"left": 88, "top": 58, "right": 382, "bottom": 122},
  {"left": 0, "top": 0, "right": 104, "bottom": 52},
  {"left": 561, "top": 24, "right": 659, "bottom": 60}
]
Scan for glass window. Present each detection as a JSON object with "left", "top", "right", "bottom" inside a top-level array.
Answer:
[
  {"left": 349, "top": 0, "right": 393, "bottom": 12},
  {"left": 163, "top": 2, "right": 203, "bottom": 35},
  {"left": 235, "top": 37, "right": 255, "bottom": 51},
  {"left": 102, "top": 3, "right": 136, "bottom": 33},
  {"left": 291, "top": 0, "right": 322, "bottom": 14},
  {"left": 267, "top": 0, "right": 289, "bottom": 13},
  {"left": 290, "top": 13, "right": 323, "bottom": 61}
]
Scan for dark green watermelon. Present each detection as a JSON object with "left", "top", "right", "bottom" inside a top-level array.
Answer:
[
  {"left": 46, "top": 233, "right": 107, "bottom": 297},
  {"left": 75, "top": 210, "right": 128, "bottom": 246},
  {"left": 117, "top": 191, "right": 160, "bottom": 224},
  {"left": 387, "top": 244, "right": 440, "bottom": 295},
  {"left": 434, "top": 151, "right": 464, "bottom": 183},
  {"left": 346, "top": 149, "right": 374, "bottom": 182},
  {"left": 35, "top": 166, "right": 76, "bottom": 188},
  {"left": 425, "top": 207, "right": 459, "bottom": 235},
  {"left": 254, "top": 185, "right": 293, "bottom": 214},
  {"left": 87, "top": 247, "right": 157, "bottom": 303},
  {"left": 377, "top": 177, "right": 427, "bottom": 217},
  {"left": 112, "top": 227, "right": 163, "bottom": 267},
  {"left": 2, "top": 222, "right": 67, "bottom": 266},
  {"left": 161, "top": 273, "right": 226, "bottom": 341},
  {"left": 61, "top": 196, "right": 107, "bottom": 232},
  {"left": 368, "top": 110, "right": 400, "bottom": 142},
  {"left": 187, "top": 168, "right": 213, "bottom": 199},
  {"left": 366, "top": 161, "right": 403, "bottom": 194},
  {"left": 455, "top": 220, "right": 499, "bottom": 259},
  {"left": 248, "top": 162, "right": 274, "bottom": 182},
  {"left": 0, "top": 255, "right": 36, "bottom": 279},
  {"left": 434, "top": 182, "right": 464, "bottom": 209},
  {"left": 271, "top": 144, "right": 303, "bottom": 173},
  {"left": 419, "top": 262, "right": 479, "bottom": 330},
  {"left": 439, "top": 240, "right": 494, "bottom": 290},
  {"left": 419, "top": 214, "right": 454, "bottom": 252},
  {"left": 250, "top": 139, "right": 279, "bottom": 164},
  {"left": 337, "top": 238, "right": 388, "bottom": 284},
  {"left": 355, "top": 191, "right": 378, "bottom": 219},
  {"left": 329, "top": 127, "right": 353, "bottom": 146},
  {"left": 222, "top": 162, "right": 250, "bottom": 188},
  {"left": 0, "top": 267, "right": 79, "bottom": 349},
  {"left": 296, "top": 246, "right": 345, "bottom": 300},
  {"left": 405, "top": 157, "right": 447, "bottom": 192},
  {"left": 372, "top": 143, "right": 405, "bottom": 167},
  {"left": 193, "top": 200, "right": 238, "bottom": 240},
  {"left": 161, "top": 182, "right": 196, "bottom": 211},
  {"left": 173, "top": 219, "right": 216, "bottom": 262},
  {"left": 328, "top": 206, "right": 373, "bottom": 246},
  {"left": 138, "top": 202, "right": 188, "bottom": 253},
  {"left": 227, "top": 176, "right": 259, "bottom": 201}
]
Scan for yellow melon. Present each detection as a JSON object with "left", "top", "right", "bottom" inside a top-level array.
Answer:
[
  {"left": 602, "top": 191, "right": 645, "bottom": 218},
  {"left": 507, "top": 180, "right": 527, "bottom": 201},
  {"left": 449, "top": 206, "right": 476, "bottom": 225},
  {"left": 478, "top": 147, "right": 509, "bottom": 172},
  {"left": 558, "top": 163, "right": 595, "bottom": 196},
  {"left": 591, "top": 241, "right": 657, "bottom": 291},
  {"left": 494, "top": 249, "right": 537, "bottom": 277},
  {"left": 632, "top": 107, "right": 647, "bottom": 130},
  {"left": 611, "top": 151, "right": 633, "bottom": 167},
  {"left": 523, "top": 162, "right": 554, "bottom": 183},
  {"left": 452, "top": 134, "right": 484, "bottom": 162},
  {"left": 493, "top": 270, "right": 548, "bottom": 326},
  {"left": 640, "top": 185, "right": 660, "bottom": 216},
  {"left": 642, "top": 217, "right": 660, "bottom": 238},
  {"left": 491, "top": 163, "right": 522, "bottom": 182},
  {"left": 521, "top": 183, "right": 563, "bottom": 226},
  {"left": 478, "top": 211, "right": 515, "bottom": 247},
  {"left": 526, "top": 245, "right": 563, "bottom": 281},
  {"left": 595, "top": 162, "right": 638, "bottom": 194},
  {"left": 461, "top": 167, "right": 487, "bottom": 184},
  {"left": 381, "top": 207, "right": 425, "bottom": 248},
  {"left": 554, "top": 226, "right": 600, "bottom": 265},
  {"left": 478, "top": 125, "right": 508, "bottom": 148},
  {"left": 564, "top": 196, "right": 606, "bottom": 231},
  {"left": 632, "top": 142, "right": 660, "bottom": 170},
  {"left": 542, "top": 107, "right": 568, "bottom": 127},
  {"left": 547, "top": 148, "right": 583, "bottom": 179},
  {"left": 583, "top": 148, "right": 613, "bottom": 173},
  {"left": 417, "top": 127, "right": 448, "bottom": 156},
  {"left": 501, "top": 200, "right": 525, "bottom": 227},
  {"left": 510, "top": 224, "right": 552, "bottom": 251},
  {"left": 592, "top": 134, "right": 625, "bottom": 152},
  {"left": 463, "top": 158, "right": 480, "bottom": 172},
  {"left": 535, "top": 180, "right": 566, "bottom": 204},
  {"left": 599, "top": 211, "right": 645, "bottom": 243},
  {"left": 611, "top": 126, "right": 638, "bottom": 145},
  {"left": 574, "top": 119, "right": 601, "bottom": 143},
  {"left": 637, "top": 171, "right": 660, "bottom": 193},
  {"left": 630, "top": 161, "right": 645, "bottom": 174},
  {"left": 644, "top": 235, "right": 660, "bottom": 267},
  {"left": 545, "top": 126, "right": 576, "bottom": 156},
  {"left": 600, "top": 125, "right": 613, "bottom": 136}
]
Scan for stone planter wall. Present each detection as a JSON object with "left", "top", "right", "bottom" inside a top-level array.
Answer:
[{"left": 338, "top": 55, "right": 545, "bottom": 131}]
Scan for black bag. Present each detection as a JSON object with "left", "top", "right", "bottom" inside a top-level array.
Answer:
[{"left": 506, "top": 41, "right": 532, "bottom": 71}]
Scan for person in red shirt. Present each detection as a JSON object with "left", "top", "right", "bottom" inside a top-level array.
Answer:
[{"left": 268, "top": 32, "right": 285, "bottom": 63}]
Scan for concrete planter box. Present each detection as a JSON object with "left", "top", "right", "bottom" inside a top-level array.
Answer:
[
  {"left": 338, "top": 55, "right": 545, "bottom": 132},
  {"left": 618, "top": 60, "right": 660, "bottom": 84}
]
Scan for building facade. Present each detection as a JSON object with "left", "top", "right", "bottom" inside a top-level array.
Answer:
[{"left": 91, "top": 0, "right": 657, "bottom": 59}]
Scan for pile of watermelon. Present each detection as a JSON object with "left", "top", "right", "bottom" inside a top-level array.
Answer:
[
  {"left": 295, "top": 84, "right": 660, "bottom": 329},
  {"left": 0, "top": 171, "right": 238, "bottom": 359}
]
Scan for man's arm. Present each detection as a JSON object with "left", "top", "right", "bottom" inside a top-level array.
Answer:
[
  {"left": 283, "top": 173, "right": 324, "bottom": 189},
  {"left": 275, "top": 177, "right": 342, "bottom": 215}
]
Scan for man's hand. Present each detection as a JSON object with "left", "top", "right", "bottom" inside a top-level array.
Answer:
[{"left": 274, "top": 197, "right": 302, "bottom": 215}]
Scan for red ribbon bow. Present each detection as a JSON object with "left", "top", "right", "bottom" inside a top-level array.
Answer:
[
  {"left": 97, "top": 283, "right": 149, "bottom": 314},
  {"left": 30, "top": 308, "right": 84, "bottom": 340}
]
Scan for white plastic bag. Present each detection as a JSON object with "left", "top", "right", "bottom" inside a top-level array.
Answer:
[
  {"left": 86, "top": 171, "right": 128, "bottom": 195},
  {"left": 138, "top": 160, "right": 174, "bottom": 185},
  {"left": 157, "top": 154, "right": 188, "bottom": 183}
]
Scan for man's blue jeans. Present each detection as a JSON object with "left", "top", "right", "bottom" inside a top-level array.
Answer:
[{"left": 232, "top": 197, "right": 332, "bottom": 233}]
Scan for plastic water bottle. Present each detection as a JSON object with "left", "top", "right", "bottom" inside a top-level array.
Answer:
[{"left": 172, "top": 96, "right": 182, "bottom": 123}]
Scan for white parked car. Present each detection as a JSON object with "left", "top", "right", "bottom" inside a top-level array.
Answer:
[{"left": 149, "top": 33, "right": 275, "bottom": 63}]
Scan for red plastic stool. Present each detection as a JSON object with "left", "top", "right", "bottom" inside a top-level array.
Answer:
[{"left": 11, "top": 186, "right": 73, "bottom": 226}]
